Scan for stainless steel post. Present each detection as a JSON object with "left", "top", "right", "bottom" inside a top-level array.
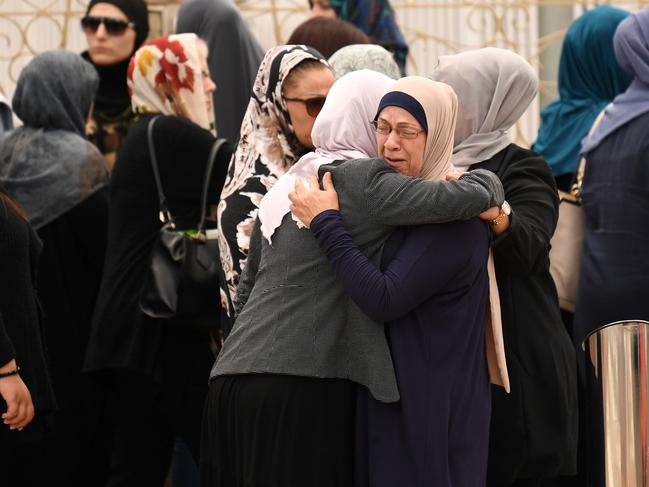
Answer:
[{"left": 584, "top": 320, "right": 649, "bottom": 487}]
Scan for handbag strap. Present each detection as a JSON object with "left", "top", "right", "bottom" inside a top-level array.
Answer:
[
  {"left": 197, "top": 138, "right": 227, "bottom": 234},
  {"left": 147, "top": 116, "right": 226, "bottom": 234},
  {"left": 572, "top": 108, "right": 608, "bottom": 202},
  {"left": 146, "top": 116, "right": 173, "bottom": 224}
]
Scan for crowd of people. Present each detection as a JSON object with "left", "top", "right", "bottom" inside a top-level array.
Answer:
[{"left": 0, "top": 0, "right": 648, "bottom": 486}]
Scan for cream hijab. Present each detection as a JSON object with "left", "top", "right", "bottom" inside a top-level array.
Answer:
[
  {"left": 431, "top": 47, "right": 538, "bottom": 172},
  {"left": 128, "top": 33, "right": 216, "bottom": 133},
  {"left": 383, "top": 76, "right": 458, "bottom": 181},
  {"left": 258, "top": 69, "right": 395, "bottom": 242},
  {"left": 379, "top": 77, "right": 510, "bottom": 392}
]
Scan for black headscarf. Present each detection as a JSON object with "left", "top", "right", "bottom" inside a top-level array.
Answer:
[
  {"left": 176, "top": 0, "right": 263, "bottom": 144},
  {"left": 85, "top": 0, "right": 149, "bottom": 48},
  {"left": 83, "top": 0, "right": 150, "bottom": 117}
]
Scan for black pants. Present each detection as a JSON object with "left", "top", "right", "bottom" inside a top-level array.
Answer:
[
  {"left": 105, "top": 375, "right": 208, "bottom": 487},
  {"left": 0, "top": 381, "right": 110, "bottom": 487},
  {"left": 105, "top": 327, "right": 214, "bottom": 487},
  {"left": 0, "top": 415, "right": 50, "bottom": 487}
]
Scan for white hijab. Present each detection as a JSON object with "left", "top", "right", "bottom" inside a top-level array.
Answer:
[
  {"left": 431, "top": 47, "right": 538, "bottom": 172},
  {"left": 258, "top": 69, "right": 394, "bottom": 243}
]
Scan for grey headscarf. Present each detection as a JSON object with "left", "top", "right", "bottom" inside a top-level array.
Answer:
[
  {"left": 328, "top": 44, "right": 401, "bottom": 80},
  {"left": 176, "top": 0, "right": 264, "bottom": 144},
  {"left": 431, "top": 47, "right": 538, "bottom": 171},
  {"left": 0, "top": 49, "right": 108, "bottom": 229}
]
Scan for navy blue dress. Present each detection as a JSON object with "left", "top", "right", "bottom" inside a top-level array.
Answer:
[
  {"left": 574, "top": 111, "right": 649, "bottom": 351},
  {"left": 311, "top": 210, "right": 492, "bottom": 487}
]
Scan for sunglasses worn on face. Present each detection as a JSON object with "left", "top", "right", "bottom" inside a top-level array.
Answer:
[
  {"left": 284, "top": 96, "right": 327, "bottom": 117},
  {"left": 81, "top": 16, "right": 135, "bottom": 36}
]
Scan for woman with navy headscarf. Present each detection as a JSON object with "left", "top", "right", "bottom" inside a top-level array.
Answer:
[{"left": 533, "top": 5, "right": 631, "bottom": 191}]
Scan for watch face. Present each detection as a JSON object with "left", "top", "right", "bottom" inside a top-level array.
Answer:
[{"left": 502, "top": 200, "right": 512, "bottom": 216}]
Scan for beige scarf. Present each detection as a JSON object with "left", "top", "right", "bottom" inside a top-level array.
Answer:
[{"left": 386, "top": 77, "right": 510, "bottom": 392}]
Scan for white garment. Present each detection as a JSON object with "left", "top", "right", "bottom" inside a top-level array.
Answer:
[
  {"left": 431, "top": 47, "right": 538, "bottom": 172},
  {"left": 258, "top": 69, "right": 394, "bottom": 243}
]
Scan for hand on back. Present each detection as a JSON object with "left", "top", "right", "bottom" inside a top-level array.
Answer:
[{"left": 289, "top": 172, "right": 339, "bottom": 228}]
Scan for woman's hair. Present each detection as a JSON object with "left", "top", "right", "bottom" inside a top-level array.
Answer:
[
  {"left": 0, "top": 188, "right": 27, "bottom": 220},
  {"left": 287, "top": 17, "right": 370, "bottom": 59},
  {"left": 283, "top": 58, "right": 332, "bottom": 93}
]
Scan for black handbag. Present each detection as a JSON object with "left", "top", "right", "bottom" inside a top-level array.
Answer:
[{"left": 139, "top": 116, "right": 226, "bottom": 330}]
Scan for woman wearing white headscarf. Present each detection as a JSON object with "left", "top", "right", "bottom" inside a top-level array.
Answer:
[
  {"left": 432, "top": 47, "right": 578, "bottom": 487},
  {"left": 201, "top": 70, "right": 505, "bottom": 487},
  {"left": 289, "top": 76, "right": 504, "bottom": 486}
]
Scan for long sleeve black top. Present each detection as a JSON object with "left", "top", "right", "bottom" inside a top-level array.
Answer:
[
  {"left": 0, "top": 197, "right": 56, "bottom": 413},
  {"left": 470, "top": 143, "right": 578, "bottom": 483}
]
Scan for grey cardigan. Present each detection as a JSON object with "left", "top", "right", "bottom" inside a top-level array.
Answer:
[{"left": 210, "top": 158, "right": 504, "bottom": 402}]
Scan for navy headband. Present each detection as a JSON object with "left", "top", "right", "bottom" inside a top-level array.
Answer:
[{"left": 375, "top": 91, "right": 427, "bottom": 132}]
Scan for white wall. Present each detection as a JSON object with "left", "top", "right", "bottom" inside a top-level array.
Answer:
[{"left": 1, "top": 0, "right": 647, "bottom": 144}]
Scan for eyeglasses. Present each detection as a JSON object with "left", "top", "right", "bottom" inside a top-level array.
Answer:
[
  {"left": 371, "top": 120, "right": 425, "bottom": 139},
  {"left": 284, "top": 96, "right": 327, "bottom": 117},
  {"left": 81, "top": 16, "right": 135, "bottom": 36}
]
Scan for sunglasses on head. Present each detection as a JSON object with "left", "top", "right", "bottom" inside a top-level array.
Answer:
[
  {"left": 284, "top": 96, "right": 327, "bottom": 117},
  {"left": 81, "top": 16, "right": 135, "bottom": 35}
]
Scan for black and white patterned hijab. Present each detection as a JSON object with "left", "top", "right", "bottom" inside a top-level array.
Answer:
[{"left": 217, "top": 45, "right": 329, "bottom": 312}]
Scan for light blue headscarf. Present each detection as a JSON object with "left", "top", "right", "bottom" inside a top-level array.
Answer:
[
  {"left": 581, "top": 7, "right": 649, "bottom": 154},
  {"left": 533, "top": 5, "right": 631, "bottom": 177}
]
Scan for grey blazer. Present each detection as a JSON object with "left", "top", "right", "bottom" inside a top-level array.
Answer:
[{"left": 211, "top": 158, "right": 504, "bottom": 402}]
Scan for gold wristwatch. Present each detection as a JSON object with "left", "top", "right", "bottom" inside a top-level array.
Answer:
[{"left": 489, "top": 201, "right": 511, "bottom": 227}]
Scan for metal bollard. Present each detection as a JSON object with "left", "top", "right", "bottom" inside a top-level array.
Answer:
[{"left": 583, "top": 320, "right": 649, "bottom": 487}]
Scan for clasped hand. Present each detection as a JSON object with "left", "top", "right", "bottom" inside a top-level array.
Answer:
[{"left": 289, "top": 172, "right": 339, "bottom": 228}]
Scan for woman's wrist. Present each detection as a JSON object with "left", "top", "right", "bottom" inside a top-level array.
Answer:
[
  {"left": 310, "top": 209, "right": 341, "bottom": 232},
  {"left": 0, "top": 359, "right": 19, "bottom": 378}
]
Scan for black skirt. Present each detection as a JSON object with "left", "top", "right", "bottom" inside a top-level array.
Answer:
[{"left": 200, "top": 374, "right": 355, "bottom": 487}]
